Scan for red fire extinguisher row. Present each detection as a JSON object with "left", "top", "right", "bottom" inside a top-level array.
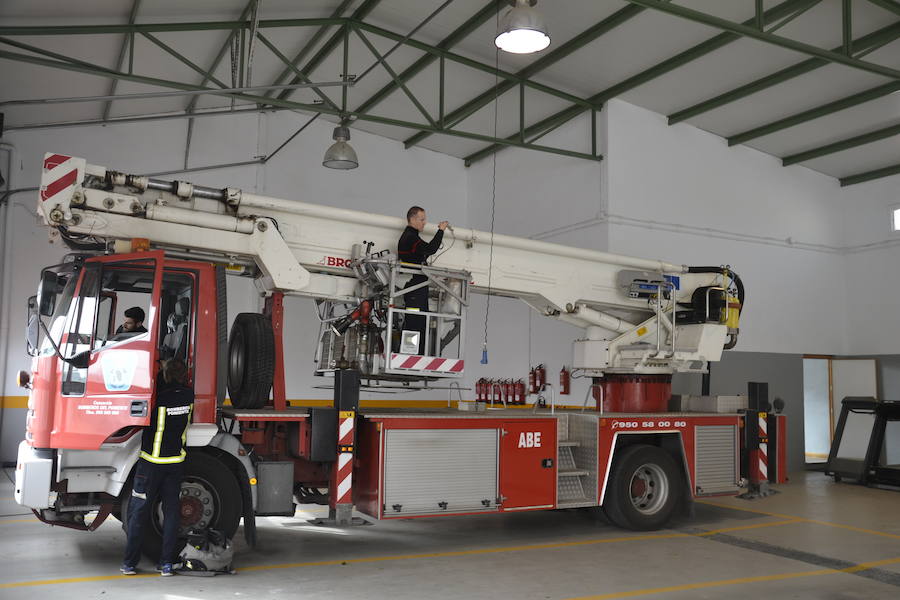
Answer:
[{"left": 476, "top": 367, "right": 568, "bottom": 404}]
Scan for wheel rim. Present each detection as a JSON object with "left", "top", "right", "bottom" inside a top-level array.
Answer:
[
  {"left": 178, "top": 479, "right": 217, "bottom": 533},
  {"left": 152, "top": 477, "right": 220, "bottom": 536},
  {"left": 628, "top": 462, "right": 669, "bottom": 515}
]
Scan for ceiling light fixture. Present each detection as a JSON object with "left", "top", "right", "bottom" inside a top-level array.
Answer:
[
  {"left": 494, "top": 0, "right": 551, "bottom": 54},
  {"left": 322, "top": 126, "right": 358, "bottom": 170}
]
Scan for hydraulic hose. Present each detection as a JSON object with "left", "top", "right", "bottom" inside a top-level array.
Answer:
[{"left": 686, "top": 266, "right": 745, "bottom": 313}]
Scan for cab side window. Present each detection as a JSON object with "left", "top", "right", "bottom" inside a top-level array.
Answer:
[{"left": 61, "top": 263, "right": 155, "bottom": 396}]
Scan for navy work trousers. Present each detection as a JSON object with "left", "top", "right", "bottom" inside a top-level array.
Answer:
[{"left": 123, "top": 459, "right": 184, "bottom": 567}]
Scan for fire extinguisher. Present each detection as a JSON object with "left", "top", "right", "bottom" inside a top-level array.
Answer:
[
  {"left": 536, "top": 364, "right": 546, "bottom": 391},
  {"left": 560, "top": 366, "right": 570, "bottom": 395},
  {"left": 503, "top": 380, "right": 513, "bottom": 404},
  {"left": 476, "top": 378, "right": 484, "bottom": 402},
  {"left": 515, "top": 379, "right": 526, "bottom": 405},
  {"left": 528, "top": 367, "right": 537, "bottom": 395},
  {"left": 492, "top": 380, "right": 502, "bottom": 405}
]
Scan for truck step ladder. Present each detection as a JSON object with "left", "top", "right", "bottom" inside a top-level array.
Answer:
[{"left": 555, "top": 414, "right": 600, "bottom": 508}]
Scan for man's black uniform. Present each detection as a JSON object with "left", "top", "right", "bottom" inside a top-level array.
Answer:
[
  {"left": 398, "top": 225, "right": 444, "bottom": 355},
  {"left": 123, "top": 381, "right": 194, "bottom": 569}
]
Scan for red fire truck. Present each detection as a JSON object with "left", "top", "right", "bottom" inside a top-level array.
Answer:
[{"left": 14, "top": 153, "right": 785, "bottom": 557}]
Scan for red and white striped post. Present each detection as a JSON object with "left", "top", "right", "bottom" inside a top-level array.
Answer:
[
  {"left": 757, "top": 412, "right": 769, "bottom": 484},
  {"left": 329, "top": 369, "right": 359, "bottom": 525}
]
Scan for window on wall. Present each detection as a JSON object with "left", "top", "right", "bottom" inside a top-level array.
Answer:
[{"left": 893, "top": 206, "right": 900, "bottom": 232}]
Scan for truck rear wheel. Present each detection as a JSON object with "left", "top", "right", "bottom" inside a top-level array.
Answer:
[
  {"left": 124, "top": 452, "right": 243, "bottom": 560},
  {"left": 227, "top": 313, "right": 274, "bottom": 409},
  {"left": 603, "top": 444, "right": 680, "bottom": 531}
]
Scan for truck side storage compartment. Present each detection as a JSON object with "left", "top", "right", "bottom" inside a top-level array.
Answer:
[{"left": 383, "top": 428, "right": 499, "bottom": 517}]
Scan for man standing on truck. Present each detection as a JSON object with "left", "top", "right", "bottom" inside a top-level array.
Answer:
[
  {"left": 121, "top": 359, "right": 194, "bottom": 577},
  {"left": 398, "top": 206, "right": 449, "bottom": 355}
]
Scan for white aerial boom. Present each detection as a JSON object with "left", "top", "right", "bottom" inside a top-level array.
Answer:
[{"left": 37, "top": 153, "right": 742, "bottom": 378}]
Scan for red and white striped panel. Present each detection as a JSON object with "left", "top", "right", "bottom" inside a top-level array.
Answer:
[
  {"left": 390, "top": 354, "right": 464, "bottom": 373},
  {"left": 338, "top": 410, "right": 355, "bottom": 446},
  {"left": 39, "top": 154, "right": 85, "bottom": 218},
  {"left": 758, "top": 442, "right": 768, "bottom": 481},
  {"left": 335, "top": 452, "right": 353, "bottom": 504},
  {"left": 758, "top": 413, "right": 768, "bottom": 482}
]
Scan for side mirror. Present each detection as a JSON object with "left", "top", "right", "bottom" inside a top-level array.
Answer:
[
  {"left": 69, "top": 350, "right": 90, "bottom": 370},
  {"left": 37, "top": 270, "right": 59, "bottom": 317},
  {"left": 26, "top": 296, "right": 40, "bottom": 356}
]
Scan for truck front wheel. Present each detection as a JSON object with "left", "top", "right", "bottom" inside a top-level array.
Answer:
[
  {"left": 123, "top": 452, "right": 243, "bottom": 560},
  {"left": 603, "top": 444, "right": 681, "bottom": 531}
]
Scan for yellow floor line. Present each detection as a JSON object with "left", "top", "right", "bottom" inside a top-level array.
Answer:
[
  {"left": 563, "top": 557, "right": 900, "bottom": 600},
  {"left": 696, "top": 499, "right": 797, "bottom": 520},
  {"left": 0, "top": 519, "right": 794, "bottom": 588},
  {"left": 697, "top": 500, "right": 900, "bottom": 540},
  {"left": 0, "top": 574, "right": 159, "bottom": 588},
  {"left": 696, "top": 519, "right": 803, "bottom": 536},
  {"left": 0, "top": 519, "right": 39, "bottom": 524}
]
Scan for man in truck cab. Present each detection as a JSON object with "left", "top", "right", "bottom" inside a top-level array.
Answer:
[
  {"left": 397, "top": 206, "right": 449, "bottom": 355},
  {"left": 115, "top": 306, "right": 148, "bottom": 335},
  {"left": 121, "top": 358, "right": 194, "bottom": 577}
]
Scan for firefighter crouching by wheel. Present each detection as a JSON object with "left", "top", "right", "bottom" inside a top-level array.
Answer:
[
  {"left": 397, "top": 205, "right": 449, "bottom": 355},
  {"left": 121, "top": 359, "right": 194, "bottom": 577}
]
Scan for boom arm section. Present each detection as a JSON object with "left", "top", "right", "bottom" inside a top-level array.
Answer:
[{"left": 38, "top": 153, "right": 742, "bottom": 375}]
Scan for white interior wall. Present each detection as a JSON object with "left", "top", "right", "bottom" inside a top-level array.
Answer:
[
  {"left": 604, "top": 99, "right": 851, "bottom": 356},
  {"left": 839, "top": 176, "right": 900, "bottom": 356}
]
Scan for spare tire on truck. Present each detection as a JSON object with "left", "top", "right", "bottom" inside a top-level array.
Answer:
[{"left": 227, "top": 313, "right": 274, "bottom": 409}]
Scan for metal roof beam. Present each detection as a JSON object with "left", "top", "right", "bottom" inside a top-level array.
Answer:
[
  {"left": 5, "top": 106, "right": 294, "bottom": 132},
  {"left": 0, "top": 18, "right": 343, "bottom": 36},
  {"left": 727, "top": 80, "right": 900, "bottom": 145},
  {"left": 840, "top": 162, "right": 900, "bottom": 186},
  {"left": 262, "top": 0, "right": 354, "bottom": 100},
  {"left": 0, "top": 48, "right": 598, "bottom": 164},
  {"left": 101, "top": 0, "right": 142, "bottom": 121},
  {"left": 273, "top": 0, "right": 382, "bottom": 103},
  {"left": 867, "top": 0, "right": 900, "bottom": 18},
  {"left": 624, "top": 0, "right": 900, "bottom": 80},
  {"left": 348, "top": 1, "right": 502, "bottom": 121},
  {"left": 782, "top": 122, "right": 900, "bottom": 165},
  {"left": 461, "top": 0, "right": 814, "bottom": 166},
  {"left": 668, "top": 20, "right": 900, "bottom": 125},
  {"left": 354, "top": 21, "right": 602, "bottom": 110},
  {"left": 255, "top": 32, "right": 342, "bottom": 111},
  {"left": 141, "top": 32, "right": 231, "bottom": 89},
  {"left": 403, "top": 3, "right": 646, "bottom": 149},
  {"left": 181, "top": 0, "right": 256, "bottom": 118}
]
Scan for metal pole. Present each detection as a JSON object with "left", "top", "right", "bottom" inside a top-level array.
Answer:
[{"left": 439, "top": 54, "right": 445, "bottom": 129}]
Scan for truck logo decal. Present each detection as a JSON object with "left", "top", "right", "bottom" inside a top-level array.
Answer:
[
  {"left": 318, "top": 256, "right": 351, "bottom": 268},
  {"left": 101, "top": 352, "right": 139, "bottom": 391},
  {"left": 518, "top": 432, "right": 542, "bottom": 448}
]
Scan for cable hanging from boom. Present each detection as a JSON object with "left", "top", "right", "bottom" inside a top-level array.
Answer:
[{"left": 481, "top": 7, "right": 502, "bottom": 365}]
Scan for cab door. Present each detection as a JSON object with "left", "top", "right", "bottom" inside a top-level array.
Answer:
[{"left": 52, "top": 251, "right": 164, "bottom": 450}]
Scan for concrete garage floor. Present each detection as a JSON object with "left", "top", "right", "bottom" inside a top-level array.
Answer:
[{"left": 2, "top": 469, "right": 899, "bottom": 599}]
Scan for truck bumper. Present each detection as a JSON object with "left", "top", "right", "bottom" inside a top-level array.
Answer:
[{"left": 14, "top": 441, "right": 53, "bottom": 509}]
